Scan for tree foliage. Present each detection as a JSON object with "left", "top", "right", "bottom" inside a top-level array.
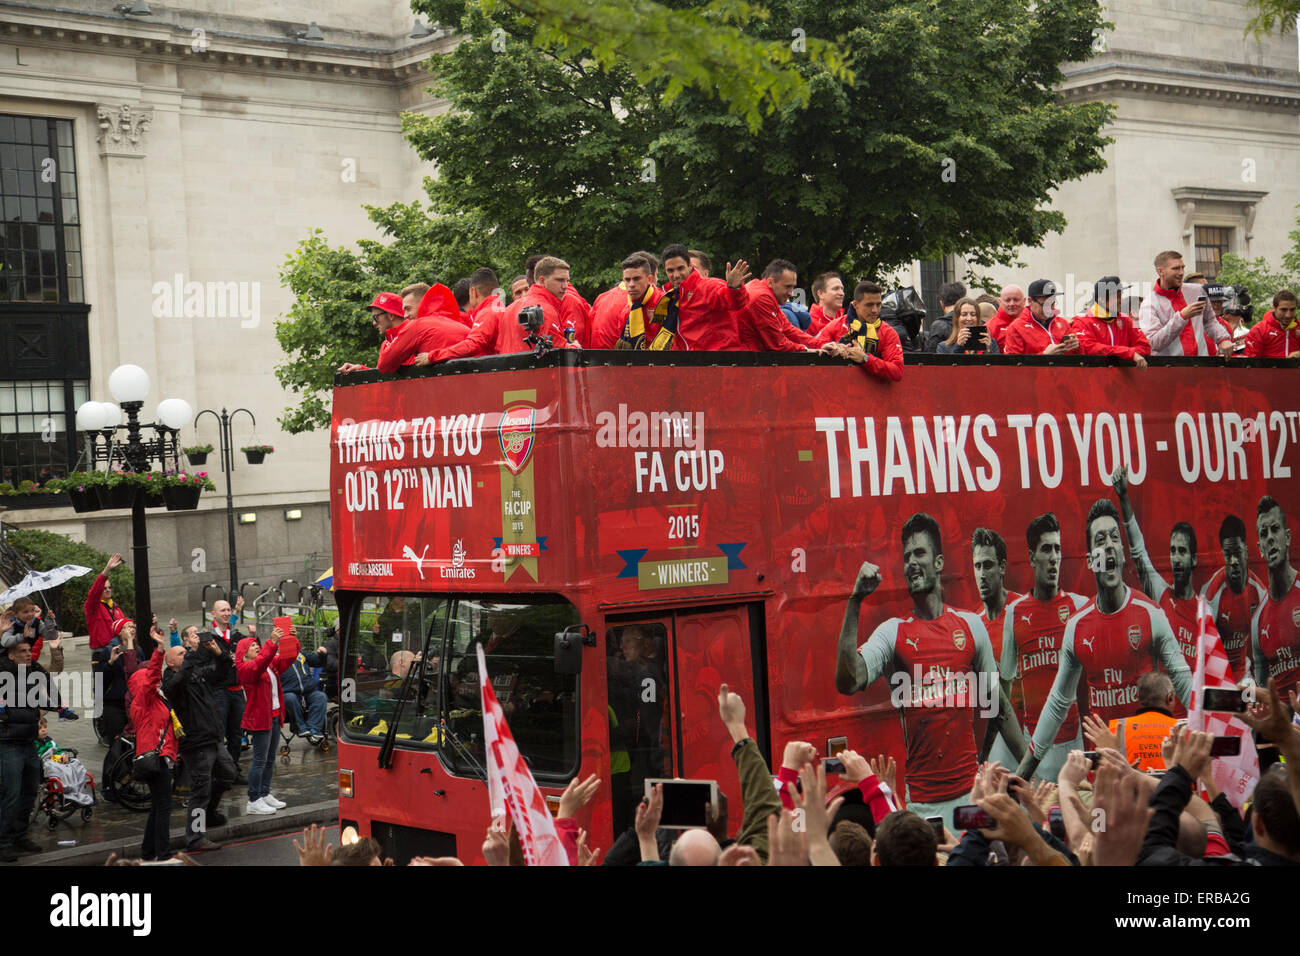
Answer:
[
  {"left": 275, "top": 0, "right": 1114, "bottom": 432},
  {"left": 1244, "top": 0, "right": 1300, "bottom": 36},
  {"left": 7, "top": 529, "right": 135, "bottom": 636}
]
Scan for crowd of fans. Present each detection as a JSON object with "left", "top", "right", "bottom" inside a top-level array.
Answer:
[
  {"left": 337, "top": 246, "right": 1298, "bottom": 385},
  {"left": 0, "top": 556, "right": 335, "bottom": 862}
]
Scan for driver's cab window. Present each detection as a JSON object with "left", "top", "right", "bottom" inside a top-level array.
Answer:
[
  {"left": 341, "top": 596, "right": 446, "bottom": 745},
  {"left": 606, "top": 623, "right": 670, "bottom": 835}
]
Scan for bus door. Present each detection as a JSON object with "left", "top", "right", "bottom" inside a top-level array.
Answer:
[{"left": 606, "top": 604, "right": 766, "bottom": 838}]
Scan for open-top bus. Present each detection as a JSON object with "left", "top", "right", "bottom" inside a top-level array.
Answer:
[{"left": 331, "top": 349, "right": 1298, "bottom": 863}]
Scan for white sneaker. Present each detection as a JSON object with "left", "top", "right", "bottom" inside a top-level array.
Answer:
[
  {"left": 246, "top": 798, "right": 276, "bottom": 815},
  {"left": 263, "top": 794, "right": 286, "bottom": 809}
]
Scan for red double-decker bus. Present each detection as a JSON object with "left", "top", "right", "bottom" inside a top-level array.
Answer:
[{"left": 331, "top": 350, "right": 1298, "bottom": 863}]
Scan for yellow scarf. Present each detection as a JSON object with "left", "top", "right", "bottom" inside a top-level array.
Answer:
[
  {"left": 1091, "top": 303, "right": 1113, "bottom": 320},
  {"left": 842, "top": 306, "right": 881, "bottom": 354}
]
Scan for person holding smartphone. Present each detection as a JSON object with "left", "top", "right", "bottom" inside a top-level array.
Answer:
[
  {"left": 1138, "top": 250, "right": 1234, "bottom": 357},
  {"left": 1001, "top": 280, "right": 1086, "bottom": 356},
  {"left": 937, "top": 298, "right": 999, "bottom": 354}
]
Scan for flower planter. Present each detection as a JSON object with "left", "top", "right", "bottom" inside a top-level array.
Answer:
[
  {"left": 186, "top": 451, "right": 209, "bottom": 466},
  {"left": 143, "top": 488, "right": 166, "bottom": 509},
  {"left": 95, "top": 484, "right": 137, "bottom": 510},
  {"left": 163, "top": 485, "right": 202, "bottom": 511},
  {"left": 67, "top": 488, "right": 102, "bottom": 513},
  {"left": 0, "top": 492, "right": 69, "bottom": 511},
  {"left": 244, "top": 450, "right": 266, "bottom": 465}
]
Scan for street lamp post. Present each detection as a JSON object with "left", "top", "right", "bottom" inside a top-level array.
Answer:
[
  {"left": 76, "top": 365, "right": 192, "bottom": 636},
  {"left": 194, "top": 406, "right": 255, "bottom": 596}
]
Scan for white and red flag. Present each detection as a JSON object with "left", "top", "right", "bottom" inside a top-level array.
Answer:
[
  {"left": 1188, "top": 597, "right": 1259, "bottom": 808},
  {"left": 477, "top": 644, "right": 568, "bottom": 865}
]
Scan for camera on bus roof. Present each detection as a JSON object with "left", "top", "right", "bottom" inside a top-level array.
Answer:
[
  {"left": 1223, "top": 284, "right": 1252, "bottom": 323},
  {"left": 517, "top": 305, "right": 545, "bottom": 331}
]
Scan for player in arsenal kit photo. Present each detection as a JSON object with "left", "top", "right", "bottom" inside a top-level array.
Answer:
[
  {"left": 1016, "top": 498, "right": 1190, "bottom": 781},
  {"left": 970, "top": 527, "right": 1022, "bottom": 769},
  {"left": 835, "top": 513, "right": 1025, "bottom": 828},
  {"left": 1111, "top": 464, "right": 1201, "bottom": 715},
  {"left": 999, "top": 513, "right": 1089, "bottom": 781},
  {"left": 1251, "top": 496, "right": 1300, "bottom": 700},
  {"left": 1202, "top": 514, "right": 1267, "bottom": 681}
]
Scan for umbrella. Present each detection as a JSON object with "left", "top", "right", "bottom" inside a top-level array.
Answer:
[
  {"left": 314, "top": 567, "right": 334, "bottom": 591},
  {"left": 0, "top": 564, "right": 93, "bottom": 607}
]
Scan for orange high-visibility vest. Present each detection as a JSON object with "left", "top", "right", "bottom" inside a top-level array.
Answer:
[{"left": 1109, "top": 710, "right": 1178, "bottom": 771}]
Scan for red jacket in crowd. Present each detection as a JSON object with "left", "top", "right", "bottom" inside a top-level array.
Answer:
[
  {"left": 1071, "top": 308, "right": 1151, "bottom": 362},
  {"left": 988, "top": 306, "right": 1028, "bottom": 349},
  {"left": 236, "top": 637, "right": 292, "bottom": 732},
  {"left": 430, "top": 284, "right": 567, "bottom": 361},
  {"left": 129, "top": 649, "right": 179, "bottom": 761},
  {"left": 588, "top": 284, "right": 665, "bottom": 350},
  {"left": 1243, "top": 311, "right": 1300, "bottom": 358},
  {"left": 84, "top": 573, "right": 128, "bottom": 651},
  {"left": 737, "top": 279, "right": 817, "bottom": 352},
  {"left": 1002, "top": 312, "right": 1086, "bottom": 355},
  {"left": 813, "top": 310, "right": 904, "bottom": 382},
  {"left": 561, "top": 286, "right": 592, "bottom": 348},
  {"left": 375, "top": 317, "right": 469, "bottom": 372},
  {"left": 467, "top": 293, "right": 506, "bottom": 328},
  {"left": 808, "top": 304, "right": 844, "bottom": 336},
  {"left": 664, "top": 269, "right": 746, "bottom": 351}
]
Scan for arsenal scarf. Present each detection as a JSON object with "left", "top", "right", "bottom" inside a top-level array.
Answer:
[
  {"left": 839, "top": 304, "right": 881, "bottom": 356},
  {"left": 613, "top": 284, "right": 675, "bottom": 350}
]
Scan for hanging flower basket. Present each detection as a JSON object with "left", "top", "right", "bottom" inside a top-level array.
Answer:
[
  {"left": 67, "top": 486, "right": 102, "bottom": 513},
  {"left": 241, "top": 444, "right": 273, "bottom": 465},
  {"left": 54, "top": 473, "right": 105, "bottom": 513},
  {"left": 183, "top": 444, "right": 213, "bottom": 466},
  {"left": 161, "top": 470, "right": 214, "bottom": 510},
  {"left": 96, "top": 483, "right": 136, "bottom": 510}
]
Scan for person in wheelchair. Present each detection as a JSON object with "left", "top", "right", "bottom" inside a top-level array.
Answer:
[{"left": 282, "top": 639, "right": 330, "bottom": 746}]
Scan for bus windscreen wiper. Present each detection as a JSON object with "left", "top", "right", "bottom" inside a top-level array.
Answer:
[{"left": 377, "top": 608, "right": 442, "bottom": 769}]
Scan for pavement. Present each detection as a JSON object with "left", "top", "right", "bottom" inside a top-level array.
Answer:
[{"left": 6, "top": 633, "right": 339, "bottom": 867}]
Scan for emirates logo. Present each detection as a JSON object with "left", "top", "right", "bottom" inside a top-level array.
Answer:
[{"left": 452, "top": 539, "right": 466, "bottom": 569}]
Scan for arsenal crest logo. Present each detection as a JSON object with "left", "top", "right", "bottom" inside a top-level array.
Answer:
[
  {"left": 498, "top": 404, "right": 536, "bottom": 475},
  {"left": 1292, "top": 607, "right": 1300, "bottom": 628},
  {"left": 1057, "top": 604, "right": 1070, "bottom": 624},
  {"left": 952, "top": 628, "right": 966, "bottom": 651},
  {"left": 1127, "top": 624, "right": 1142, "bottom": 650}
]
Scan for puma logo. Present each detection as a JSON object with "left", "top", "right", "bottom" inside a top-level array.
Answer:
[
  {"left": 905, "top": 636, "right": 920, "bottom": 652},
  {"left": 1019, "top": 614, "right": 1032, "bottom": 625},
  {"left": 1260, "top": 625, "right": 1270, "bottom": 641},
  {"left": 1080, "top": 635, "right": 1097, "bottom": 653},
  {"left": 402, "top": 544, "right": 430, "bottom": 580}
]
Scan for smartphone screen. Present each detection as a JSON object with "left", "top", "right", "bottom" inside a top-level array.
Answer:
[
  {"left": 1201, "top": 687, "right": 1248, "bottom": 713},
  {"left": 823, "top": 757, "right": 845, "bottom": 774},
  {"left": 646, "top": 779, "right": 717, "bottom": 829},
  {"left": 926, "top": 816, "right": 945, "bottom": 839},
  {"left": 953, "top": 804, "right": 993, "bottom": 830},
  {"left": 1210, "top": 736, "right": 1242, "bottom": 757},
  {"left": 1048, "top": 807, "right": 1066, "bottom": 842}
]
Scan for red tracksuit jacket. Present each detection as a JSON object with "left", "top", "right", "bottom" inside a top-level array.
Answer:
[
  {"left": 1243, "top": 311, "right": 1299, "bottom": 358},
  {"left": 1071, "top": 311, "right": 1151, "bottom": 362}
]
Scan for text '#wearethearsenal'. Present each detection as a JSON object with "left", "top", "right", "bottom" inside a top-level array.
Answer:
[{"left": 328, "top": 350, "right": 1299, "bottom": 861}]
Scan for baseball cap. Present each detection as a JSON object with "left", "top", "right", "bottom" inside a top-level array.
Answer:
[
  {"left": 1204, "top": 283, "right": 1229, "bottom": 301},
  {"left": 368, "top": 292, "right": 405, "bottom": 318},
  {"left": 1027, "top": 279, "right": 1060, "bottom": 299},
  {"left": 1093, "top": 276, "right": 1131, "bottom": 301}
]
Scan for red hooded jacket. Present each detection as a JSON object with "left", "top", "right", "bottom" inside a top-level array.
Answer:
[
  {"left": 812, "top": 310, "right": 904, "bottom": 382},
  {"left": 561, "top": 286, "right": 591, "bottom": 348},
  {"left": 468, "top": 293, "right": 506, "bottom": 328},
  {"left": 737, "top": 279, "right": 817, "bottom": 352},
  {"left": 1002, "top": 312, "right": 1088, "bottom": 355},
  {"left": 375, "top": 317, "right": 468, "bottom": 372},
  {"left": 1243, "top": 311, "right": 1300, "bottom": 358},
  {"left": 664, "top": 270, "right": 745, "bottom": 351},
  {"left": 808, "top": 304, "right": 844, "bottom": 335},
  {"left": 129, "top": 648, "right": 178, "bottom": 761},
  {"left": 588, "top": 284, "right": 665, "bottom": 350},
  {"left": 1071, "top": 310, "right": 1151, "bottom": 362},
  {"left": 988, "top": 306, "right": 1028, "bottom": 349},
  {"left": 84, "top": 573, "right": 128, "bottom": 651},
  {"left": 430, "top": 284, "right": 567, "bottom": 361},
  {"left": 236, "top": 637, "right": 292, "bottom": 732}
]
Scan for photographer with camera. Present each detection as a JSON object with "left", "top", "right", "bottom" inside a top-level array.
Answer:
[
  {"left": 1214, "top": 284, "right": 1252, "bottom": 352},
  {"left": 1243, "top": 290, "right": 1299, "bottom": 359}
]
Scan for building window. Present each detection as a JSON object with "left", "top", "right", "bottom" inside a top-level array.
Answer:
[
  {"left": 919, "top": 258, "right": 955, "bottom": 320},
  {"left": 0, "top": 114, "right": 83, "bottom": 303},
  {"left": 0, "top": 379, "right": 88, "bottom": 486},
  {"left": 1194, "top": 226, "right": 1232, "bottom": 281}
]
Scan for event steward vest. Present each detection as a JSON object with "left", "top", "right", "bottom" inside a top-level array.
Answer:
[{"left": 1109, "top": 708, "right": 1177, "bottom": 772}]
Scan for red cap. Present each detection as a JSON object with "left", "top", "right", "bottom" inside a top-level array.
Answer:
[
  {"left": 368, "top": 292, "right": 405, "bottom": 318},
  {"left": 113, "top": 618, "right": 135, "bottom": 637}
]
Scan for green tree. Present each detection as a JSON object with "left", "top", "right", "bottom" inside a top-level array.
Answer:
[
  {"left": 1244, "top": 0, "right": 1300, "bottom": 36},
  {"left": 1216, "top": 206, "right": 1300, "bottom": 323},
  {"left": 276, "top": 0, "right": 1113, "bottom": 432},
  {"left": 6, "top": 530, "right": 135, "bottom": 636}
]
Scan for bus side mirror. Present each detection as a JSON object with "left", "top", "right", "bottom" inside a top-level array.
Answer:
[{"left": 554, "top": 625, "right": 594, "bottom": 675}]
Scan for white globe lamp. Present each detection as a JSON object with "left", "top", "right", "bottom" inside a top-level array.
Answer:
[{"left": 108, "top": 364, "right": 151, "bottom": 403}]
